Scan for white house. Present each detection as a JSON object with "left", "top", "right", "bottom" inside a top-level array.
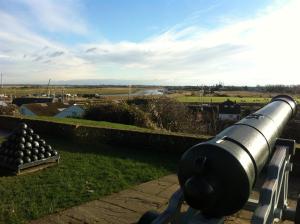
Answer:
[
  {"left": 0, "top": 101, "right": 7, "bottom": 107},
  {"left": 19, "top": 102, "right": 85, "bottom": 118}
]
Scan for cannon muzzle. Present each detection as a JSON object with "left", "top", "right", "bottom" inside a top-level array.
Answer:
[{"left": 178, "top": 95, "right": 297, "bottom": 217}]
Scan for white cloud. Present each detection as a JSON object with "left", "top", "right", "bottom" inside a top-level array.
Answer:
[
  {"left": 0, "top": 10, "right": 94, "bottom": 83},
  {"left": 79, "top": 0, "right": 300, "bottom": 85},
  {"left": 0, "top": 0, "right": 299, "bottom": 85},
  {"left": 18, "top": 0, "right": 87, "bottom": 34}
]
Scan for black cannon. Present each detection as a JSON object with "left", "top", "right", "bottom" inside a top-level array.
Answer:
[{"left": 138, "top": 95, "right": 300, "bottom": 224}]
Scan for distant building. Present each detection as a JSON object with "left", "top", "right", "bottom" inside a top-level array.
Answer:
[
  {"left": 218, "top": 100, "right": 241, "bottom": 121},
  {"left": 19, "top": 102, "right": 85, "bottom": 118},
  {"left": 0, "top": 101, "right": 7, "bottom": 107},
  {"left": 55, "top": 104, "right": 85, "bottom": 118},
  {"left": 12, "top": 97, "right": 53, "bottom": 107}
]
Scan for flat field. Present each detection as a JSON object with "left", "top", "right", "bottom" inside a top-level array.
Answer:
[
  {"left": 0, "top": 86, "right": 143, "bottom": 96},
  {"left": 0, "top": 137, "right": 179, "bottom": 223},
  {"left": 177, "top": 96, "right": 271, "bottom": 103},
  {"left": 177, "top": 96, "right": 300, "bottom": 104}
]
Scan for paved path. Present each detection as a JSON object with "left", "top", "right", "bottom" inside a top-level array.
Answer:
[
  {"left": 30, "top": 175, "right": 179, "bottom": 224},
  {"left": 29, "top": 174, "right": 296, "bottom": 224}
]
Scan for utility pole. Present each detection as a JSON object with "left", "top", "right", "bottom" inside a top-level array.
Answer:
[
  {"left": 62, "top": 88, "right": 64, "bottom": 103},
  {"left": 0, "top": 72, "right": 3, "bottom": 99},
  {"left": 46, "top": 78, "right": 51, "bottom": 97},
  {"left": 128, "top": 84, "right": 131, "bottom": 100}
]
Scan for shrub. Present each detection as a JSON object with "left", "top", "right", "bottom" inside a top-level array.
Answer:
[
  {"left": 84, "top": 102, "right": 156, "bottom": 129},
  {"left": 0, "top": 104, "right": 20, "bottom": 116},
  {"left": 142, "top": 97, "right": 200, "bottom": 133}
]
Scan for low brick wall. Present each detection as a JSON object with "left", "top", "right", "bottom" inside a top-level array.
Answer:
[
  {"left": 0, "top": 115, "right": 300, "bottom": 175},
  {"left": 0, "top": 116, "right": 208, "bottom": 153}
]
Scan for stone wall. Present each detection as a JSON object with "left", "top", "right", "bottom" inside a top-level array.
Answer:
[
  {"left": 0, "top": 115, "right": 299, "bottom": 175},
  {"left": 0, "top": 116, "right": 208, "bottom": 153}
]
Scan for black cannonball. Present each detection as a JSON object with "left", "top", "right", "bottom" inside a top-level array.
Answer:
[
  {"left": 38, "top": 153, "right": 45, "bottom": 160},
  {"left": 25, "top": 149, "right": 32, "bottom": 156},
  {"left": 8, "top": 142, "right": 15, "bottom": 150},
  {"left": 9, "top": 134, "right": 17, "bottom": 142},
  {"left": 8, "top": 157, "right": 16, "bottom": 164},
  {"left": 26, "top": 135, "right": 33, "bottom": 142},
  {"left": 9, "top": 143, "right": 17, "bottom": 150},
  {"left": 33, "top": 134, "right": 40, "bottom": 140},
  {"left": 2, "top": 156, "right": 8, "bottom": 163},
  {"left": 39, "top": 139, "right": 46, "bottom": 146},
  {"left": 15, "top": 150, "right": 24, "bottom": 158},
  {"left": 39, "top": 146, "right": 45, "bottom": 153},
  {"left": 31, "top": 155, "right": 38, "bottom": 161},
  {"left": 6, "top": 149, "right": 11, "bottom": 155},
  {"left": 3, "top": 148, "right": 9, "bottom": 155},
  {"left": 15, "top": 158, "right": 24, "bottom": 165},
  {"left": 44, "top": 151, "right": 52, "bottom": 158},
  {"left": 5, "top": 156, "right": 10, "bottom": 163},
  {"left": 19, "top": 123, "right": 28, "bottom": 130},
  {"left": 32, "top": 141, "right": 39, "bottom": 148},
  {"left": 7, "top": 149, "right": 13, "bottom": 156},
  {"left": 45, "top": 145, "right": 52, "bottom": 151},
  {"left": 19, "top": 129, "right": 27, "bottom": 136},
  {"left": 24, "top": 156, "right": 31, "bottom": 163},
  {"left": 32, "top": 148, "right": 39, "bottom": 155},
  {"left": 6, "top": 156, "right": 13, "bottom": 164},
  {"left": 16, "top": 136, "right": 26, "bottom": 144},
  {"left": 51, "top": 150, "right": 58, "bottom": 156},
  {"left": 25, "top": 142, "right": 32, "bottom": 149},
  {"left": 17, "top": 143, "right": 25, "bottom": 150},
  {"left": 28, "top": 128, "right": 34, "bottom": 135},
  {"left": 2, "top": 141, "right": 8, "bottom": 147}
]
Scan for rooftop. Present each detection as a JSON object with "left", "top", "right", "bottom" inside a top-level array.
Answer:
[{"left": 23, "top": 102, "right": 70, "bottom": 116}]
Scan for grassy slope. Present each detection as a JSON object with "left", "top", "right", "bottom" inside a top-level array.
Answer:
[
  {"left": 0, "top": 138, "right": 179, "bottom": 224},
  {"left": 25, "top": 116, "right": 153, "bottom": 132},
  {"left": 21, "top": 116, "right": 209, "bottom": 139}
]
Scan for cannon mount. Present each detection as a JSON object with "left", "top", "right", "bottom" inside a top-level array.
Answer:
[{"left": 138, "top": 138, "right": 300, "bottom": 224}]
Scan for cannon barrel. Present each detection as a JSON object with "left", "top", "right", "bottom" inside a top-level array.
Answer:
[{"left": 177, "top": 95, "right": 297, "bottom": 217}]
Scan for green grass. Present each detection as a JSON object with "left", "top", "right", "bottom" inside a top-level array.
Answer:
[
  {"left": 21, "top": 116, "right": 210, "bottom": 138},
  {"left": 1, "top": 87, "right": 142, "bottom": 96},
  {"left": 23, "top": 116, "right": 154, "bottom": 132},
  {"left": 177, "top": 96, "right": 271, "bottom": 103},
  {"left": 0, "top": 138, "right": 179, "bottom": 223},
  {"left": 177, "top": 96, "right": 300, "bottom": 104}
]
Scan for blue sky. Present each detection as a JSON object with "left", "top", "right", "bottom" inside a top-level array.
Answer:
[{"left": 0, "top": 0, "right": 299, "bottom": 85}]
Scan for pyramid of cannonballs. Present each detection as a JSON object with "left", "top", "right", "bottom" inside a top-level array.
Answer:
[{"left": 0, "top": 123, "right": 58, "bottom": 170}]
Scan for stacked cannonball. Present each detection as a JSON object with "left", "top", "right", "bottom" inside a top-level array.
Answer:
[{"left": 0, "top": 123, "right": 58, "bottom": 168}]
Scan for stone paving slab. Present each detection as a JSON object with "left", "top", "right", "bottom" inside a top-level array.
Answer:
[
  {"left": 34, "top": 200, "right": 141, "bottom": 224},
  {"left": 100, "top": 189, "right": 167, "bottom": 214},
  {"left": 30, "top": 175, "right": 178, "bottom": 224},
  {"left": 29, "top": 174, "right": 297, "bottom": 224},
  {"left": 132, "top": 179, "right": 174, "bottom": 196}
]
